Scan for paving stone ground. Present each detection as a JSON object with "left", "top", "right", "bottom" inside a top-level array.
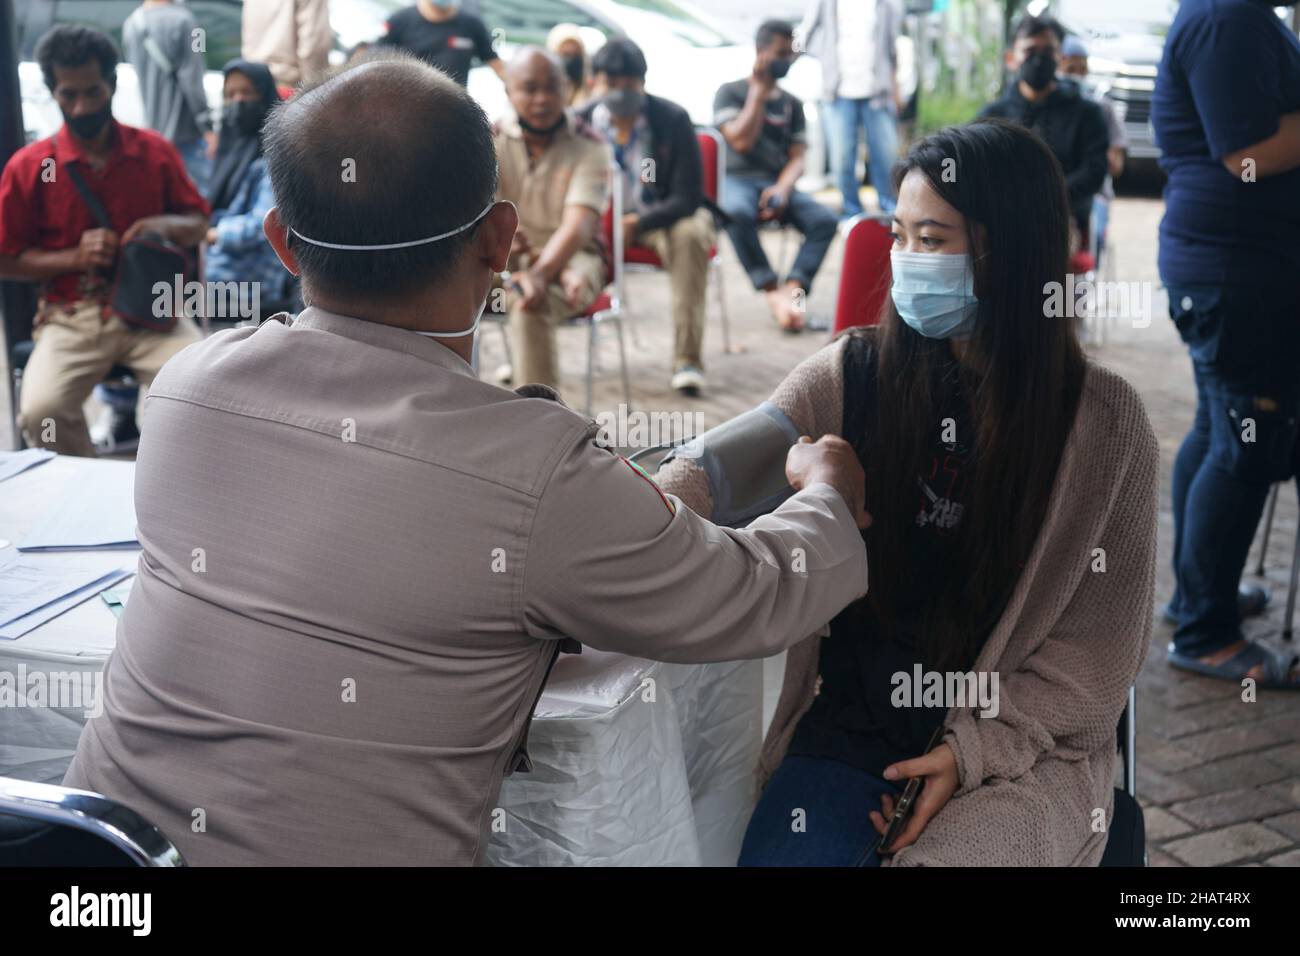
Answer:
[{"left": 2, "top": 187, "right": 1295, "bottom": 866}]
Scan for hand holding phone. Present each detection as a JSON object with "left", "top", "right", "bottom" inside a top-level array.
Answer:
[{"left": 872, "top": 725, "right": 952, "bottom": 856}]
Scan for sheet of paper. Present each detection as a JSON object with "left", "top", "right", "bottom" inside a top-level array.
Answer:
[
  {"left": 16, "top": 460, "right": 137, "bottom": 551},
  {"left": 0, "top": 448, "right": 55, "bottom": 483},
  {"left": 0, "top": 568, "right": 133, "bottom": 640},
  {"left": 0, "top": 559, "right": 116, "bottom": 626}
]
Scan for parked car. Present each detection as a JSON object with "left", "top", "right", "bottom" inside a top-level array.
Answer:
[{"left": 1054, "top": 0, "right": 1174, "bottom": 173}]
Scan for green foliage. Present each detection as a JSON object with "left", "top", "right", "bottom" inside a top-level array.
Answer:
[{"left": 917, "top": 92, "right": 986, "bottom": 135}]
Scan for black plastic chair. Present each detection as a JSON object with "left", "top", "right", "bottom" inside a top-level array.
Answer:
[
  {"left": 0, "top": 776, "right": 185, "bottom": 867},
  {"left": 1099, "top": 686, "right": 1146, "bottom": 867}
]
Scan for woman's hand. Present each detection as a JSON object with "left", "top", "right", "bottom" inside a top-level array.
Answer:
[{"left": 870, "top": 742, "right": 959, "bottom": 855}]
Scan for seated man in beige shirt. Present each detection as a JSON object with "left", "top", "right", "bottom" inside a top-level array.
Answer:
[
  {"left": 493, "top": 46, "right": 611, "bottom": 396},
  {"left": 63, "top": 50, "right": 872, "bottom": 866}
]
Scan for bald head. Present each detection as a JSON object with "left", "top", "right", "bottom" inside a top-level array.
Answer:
[
  {"left": 505, "top": 46, "right": 568, "bottom": 135},
  {"left": 506, "top": 45, "right": 563, "bottom": 85},
  {"left": 263, "top": 50, "right": 498, "bottom": 301}
]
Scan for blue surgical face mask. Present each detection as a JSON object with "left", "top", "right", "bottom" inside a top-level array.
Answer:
[{"left": 889, "top": 249, "right": 981, "bottom": 340}]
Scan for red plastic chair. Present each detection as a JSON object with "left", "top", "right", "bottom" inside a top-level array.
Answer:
[
  {"left": 833, "top": 215, "right": 893, "bottom": 334},
  {"left": 619, "top": 128, "right": 732, "bottom": 353}
]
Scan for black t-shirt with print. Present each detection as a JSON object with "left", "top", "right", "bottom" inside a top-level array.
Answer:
[
  {"left": 788, "top": 347, "right": 995, "bottom": 779},
  {"left": 380, "top": 8, "right": 498, "bottom": 87},
  {"left": 712, "top": 78, "right": 806, "bottom": 178}
]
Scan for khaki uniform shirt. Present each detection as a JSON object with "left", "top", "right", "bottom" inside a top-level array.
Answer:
[
  {"left": 494, "top": 110, "right": 610, "bottom": 257},
  {"left": 64, "top": 306, "right": 868, "bottom": 865}
]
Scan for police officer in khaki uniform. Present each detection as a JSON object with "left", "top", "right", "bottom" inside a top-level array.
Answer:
[{"left": 64, "top": 51, "right": 871, "bottom": 866}]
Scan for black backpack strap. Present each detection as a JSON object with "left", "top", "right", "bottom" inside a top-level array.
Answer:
[
  {"left": 64, "top": 162, "right": 113, "bottom": 231},
  {"left": 840, "top": 331, "right": 878, "bottom": 462}
]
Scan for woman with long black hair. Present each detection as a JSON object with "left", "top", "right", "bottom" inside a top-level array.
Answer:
[{"left": 656, "top": 119, "right": 1159, "bottom": 866}]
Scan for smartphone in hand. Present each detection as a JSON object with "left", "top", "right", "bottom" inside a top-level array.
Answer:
[{"left": 874, "top": 725, "right": 945, "bottom": 855}]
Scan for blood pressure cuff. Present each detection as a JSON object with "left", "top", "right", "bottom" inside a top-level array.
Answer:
[{"left": 662, "top": 400, "right": 800, "bottom": 528}]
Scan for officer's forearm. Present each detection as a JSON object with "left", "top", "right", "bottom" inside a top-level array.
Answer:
[{"left": 648, "top": 483, "right": 870, "bottom": 663}]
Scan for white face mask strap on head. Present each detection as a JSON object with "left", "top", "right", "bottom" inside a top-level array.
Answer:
[
  {"left": 287, "top": 200, "right": 496, "bottom": 251},
  {"left": 413, "top": 294, "right": 488, "bottom": 339},
  {"left": 286, "top": 200, "right": 497, "bottom": 340}
]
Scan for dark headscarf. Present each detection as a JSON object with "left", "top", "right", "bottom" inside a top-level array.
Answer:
[{"left": 206, "top": 59, "right": 279, "bottom": 214}]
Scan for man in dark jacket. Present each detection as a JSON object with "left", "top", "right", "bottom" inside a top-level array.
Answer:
[
  {"left": 580, "top": 37, "right": 715, "bottom": 395},
  {"left": 979, "top": 15, "right": 1108, "bottom": 258}
]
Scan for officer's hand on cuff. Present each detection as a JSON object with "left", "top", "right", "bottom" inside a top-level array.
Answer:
[{"left": 785, "top": 435, "right": 871, "bottom": 529}]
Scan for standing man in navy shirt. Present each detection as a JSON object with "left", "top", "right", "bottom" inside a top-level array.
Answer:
[{"left": 1153, "top": 0, "right": 1300, "bottom": 688}]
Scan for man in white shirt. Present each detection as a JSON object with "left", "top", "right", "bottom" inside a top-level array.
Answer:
[{"left": 799, "top": 0, "right": 903, "bottom": 217}]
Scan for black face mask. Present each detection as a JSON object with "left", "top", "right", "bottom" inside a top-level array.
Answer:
[
  {"left": 1018, "top": 50, "right": 1057, "bottom": 91},
  {"left": 769, "top": 57, "right": 793, "bottom": 80},
  {"left": 65, "top": 103, "right": 112, "bottom": 141},
  {"left": 224, "top": 98, "right": 264, "bottom": 137},
  {"left": 603, "top": 87, "right": 645, "bottom": 119},
  {"left": 518, "top": 114, "right": 566, "bottom": 137},
  {"left": 562, "top": 54, "right": 584, "bottom": 86}
]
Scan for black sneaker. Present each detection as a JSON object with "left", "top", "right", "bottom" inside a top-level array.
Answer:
[{"left": 91, "top": 406, "right": 140, "bottom": 455}]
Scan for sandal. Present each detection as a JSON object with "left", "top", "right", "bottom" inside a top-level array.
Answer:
[{"left": 1167, "top": 640, "right": 1300, "bottom": 690}]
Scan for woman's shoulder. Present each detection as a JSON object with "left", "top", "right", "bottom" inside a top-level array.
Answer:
[
  {"left": 768, "top": 332, "right": 858, "bottom": 436},
  {"left": 1074, "top": 361, "right": 1159, "bottom": 470}
]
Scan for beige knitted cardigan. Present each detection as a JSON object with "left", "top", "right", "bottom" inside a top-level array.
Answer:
[{"left": 656, "top": 335, "right": 1159, "bottom": 866}]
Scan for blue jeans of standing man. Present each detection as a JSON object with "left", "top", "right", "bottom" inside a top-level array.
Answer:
[
  {"left": 1091, "top": 195, "right": 1110, "bottom": 269},
  {"left": 1167, "top": 282, "right": 1300, "bottom": 657},
  {"left": 828, "top": 96, "right": 899, "bottom": 218},
  {"left": 177, "top": 136, "right": 211, "bottom": 195},
  {"left": 720, "top": 175, "right": 837, "bottom": 293},
  {"left": 738, "top": 754, "right": 901, "bottom": 866}
]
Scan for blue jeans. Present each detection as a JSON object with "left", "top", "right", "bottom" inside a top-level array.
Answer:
[
  {"left": 1167, "top": 283, "right": 1300, "bottom": 656},
  {"left": 827, "top": 96, "right": 899, "bottom": 217},
  {"left": 738, "top": 754, "right": 901, "bottom": 866},
  {"left": 1091, "top": 195, "right": 1110, "bottom": 266},
  {"left": 720, "top": 175, "right": 837, "bottom": 293},
  {"left": 177, "top": 136, "right": 211, "bottom": 195}
]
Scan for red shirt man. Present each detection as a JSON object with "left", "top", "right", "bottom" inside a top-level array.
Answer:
[{"left": 0, "top": 25, "right": 209, "bottom": 456}]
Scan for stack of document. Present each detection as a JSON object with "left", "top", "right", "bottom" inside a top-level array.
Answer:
[
  {"left": 0, "top": 448, "right": 54, "bottom": 483},
  {"left": 0, "top": 557, "right": 133, "bottom": 640},
  {"left": 17, "top": 460, "right": 137, "bottom": 551}
]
